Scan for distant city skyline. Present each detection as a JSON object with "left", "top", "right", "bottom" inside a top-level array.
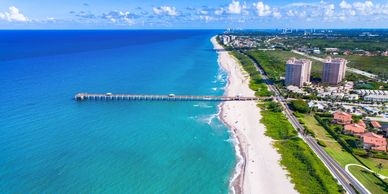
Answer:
[{"left": 1, "top": 0, "right": 388, "bottom": 29}]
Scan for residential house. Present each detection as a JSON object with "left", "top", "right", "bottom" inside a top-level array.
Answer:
[
  {"left": 370, "top": 121, "right": 382, "bottom": 129},
  {"left": 333, "top": 112, "right": 352, "bottom": 125},
  {"left": 344, "top": 123, "right": 366, "bottom": 134},
  {"left": 357, "top": 120, "right": 366, "bottom": 128},
  {"left": 360, "top": 132, "right": 387, "bottom": 152}
]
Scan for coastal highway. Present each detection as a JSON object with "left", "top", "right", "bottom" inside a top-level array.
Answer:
[{"left": 237, "top": 50, "right": 369, "bottom": 194}]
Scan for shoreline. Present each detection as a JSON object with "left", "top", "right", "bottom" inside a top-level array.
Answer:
[{"left": 211, "top": 36, "right": 297, "bottom": 194}]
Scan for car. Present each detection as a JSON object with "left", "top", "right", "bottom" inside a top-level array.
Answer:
[
  {"left": 106, "top": 93, "right": 113, "bottom": 96},
  {"left": 168, "top": 94, "right": 175, "bottom": 97}
]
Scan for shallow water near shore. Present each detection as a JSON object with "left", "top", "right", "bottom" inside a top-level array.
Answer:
[{"left": 0, "top": 30, "right": 235, "bottom": 193}]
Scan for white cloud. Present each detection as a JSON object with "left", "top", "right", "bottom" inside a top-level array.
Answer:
[
  {"left": 286, "top": 10, "right": 295, "bottom": 17},
  {"left": 199, "top": 10, "right": 208, "bottom": 15},
  {"left": 214, "top": 8, "right": 224, "bottom": 15},
  {"left": 285, "top": 2, "right": 320, "bottom": 8},
  {"left": 228, "top": 0, "right": 242, "bottom": 14},
  {"left": 254, "top": 1, "right": 271, "bottom": 16},
  {"left": 339, "top": 0, "right": 352, "bottom": 9},
  {"left": 272, "top": 10, "right": 282, "bottom": 18},
  {"left": 102, "top": 11, "right": 137, "bottom": 25},
  {"left": 353, "top": 1, "right": 374, "bottom": 15},
  {"left": 153, "top": 6, "right": 178, "bottom": 16},
  {"left": 199, "top": 15, "right": 215, "bottom": 22},
  {"left": 324, "top": 4, "right": 335, "bottom": 17},
  {"left": 0, "top": 6, "right": 29, "bottom": 22}
]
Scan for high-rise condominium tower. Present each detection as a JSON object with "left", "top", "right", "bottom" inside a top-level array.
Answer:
[{"left": 285, "top": 58, "right": 312, "bottom": 87}]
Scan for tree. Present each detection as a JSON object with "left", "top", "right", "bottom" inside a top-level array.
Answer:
[{"left": 376, "top": 163, "right": 383, "bottom": 173}]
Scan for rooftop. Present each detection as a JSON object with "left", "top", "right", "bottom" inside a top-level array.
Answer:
[
  {"left": 325, "top": 57, "right": 347, "bottom": 64},
  {"left": 371, "top": 120, "right": 382, "bottom": 129},
  {"left": 287, "top": 57, "right": 311, "bottom": 65},
  {"left": 344, "top": 123, "right": 366, "bottom": 134}
]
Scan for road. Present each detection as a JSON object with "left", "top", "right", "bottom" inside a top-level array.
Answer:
[
  {"left": 238, "top": 50, "right": 369, "bottom": 194},
  {"left": 291, "top": 50, "right": 378, "bottom": 79}
]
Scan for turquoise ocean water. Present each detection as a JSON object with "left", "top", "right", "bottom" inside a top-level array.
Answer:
[{"left": 0, "top": 30, "right": 236, "bottom": 193}]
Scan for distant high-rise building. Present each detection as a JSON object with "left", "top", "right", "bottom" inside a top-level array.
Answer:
[
  {"left": 322, "top": 57, "right": 347, "bottom": 85},
  {"left": 285, "top": 58, "right": 312, "bottom": 87}
]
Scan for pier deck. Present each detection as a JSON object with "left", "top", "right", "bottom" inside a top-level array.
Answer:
[{"left": 75, "top": 93, "right": 266, "bottom": 102}]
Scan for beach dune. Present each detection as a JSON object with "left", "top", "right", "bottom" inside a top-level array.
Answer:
[{"left": 211, "top": 37, "right": 297, "bottom": 194}]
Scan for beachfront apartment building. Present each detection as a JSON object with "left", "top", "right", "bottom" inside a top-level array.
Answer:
[
  {"left": 322, "top": 57, "right": 347, "bottom": 85},
  {"left": 285, "top": 58, "right": 312, "bottom": 87}
]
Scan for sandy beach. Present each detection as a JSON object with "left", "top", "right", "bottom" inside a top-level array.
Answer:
[{"left": 211, "top": 37, "right": 297, "bottom": 194}]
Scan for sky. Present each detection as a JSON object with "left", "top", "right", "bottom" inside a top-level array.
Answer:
[{"left": 0, "top": 0, "right": 387, "bottom": 29}]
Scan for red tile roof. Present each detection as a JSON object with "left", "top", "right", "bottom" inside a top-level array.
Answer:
[
  {"left": 357, "top": 120, "right": 366, "bottom": 128},
  {"left": 373, "top": 146, "right": 387, "bottom": 152},
  {"left": 344, "top": 124, "right": 366, "bottom": 134},
  {"left": 333, "top": 112, "right": 352, "bottom": 125},
  {"left": 360, "top": 132, "right": 387, "bottom": 151},
  {"left": 371, "top": 121, "right": 382, "bottom": 129}
]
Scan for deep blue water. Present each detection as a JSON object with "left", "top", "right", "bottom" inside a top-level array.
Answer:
[{"left": 0, "top": 30, "right": 236, "bottom": 193}]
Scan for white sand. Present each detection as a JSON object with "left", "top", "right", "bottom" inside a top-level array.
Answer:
[{"left": 211, "top": 37, "right": 297, "bottom": 194}]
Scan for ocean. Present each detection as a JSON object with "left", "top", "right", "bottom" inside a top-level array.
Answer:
[{"left": 0, "top": 30, "right": 236, "bottom": 193}]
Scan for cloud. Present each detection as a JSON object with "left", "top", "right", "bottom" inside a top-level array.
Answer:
[
  {"left": 324, "top": 4, "right": 335, "bottom": 17},
  {"left": 254, "top": 1, "right": 271, "bottom": 16},
  {"left": 214, "top": 8, "right": 224, "bottom": 15},
  {"left": 198, "top": 10, "right": 209, "bottom": 15},
  {"left": 0, "top": 6, "right": 29, "bottom": 22},
  {"left": 75, "top": 11, "right": 96, "bottom": 19},
  {"left": 285, "top": 2, "right": 320, "bottom": 8},
  {"left": 353, "top": 0, "right": 374, "bottom": 15},
  {"left": 153, "top": 6, "right": 178, "bottom": 16},
  {"left": 199, "top": 15, "right": 215, "bottom": 22},
  {"left": 227, "top": 0, "right": 242, "bottom": 14},
  {"left": 339, "top": 0, "right": 352, "bottom": 9},
  {"left": 272, "top": 9, "right": 282, "bottom": 18},
  {"left": 101, "top": 10, "right": 139, "bottom": 24}
]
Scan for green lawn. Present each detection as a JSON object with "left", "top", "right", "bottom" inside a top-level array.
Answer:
[
  {"left": 303, "top": 114, "right": 388, "bottom": 176},
  {"left": 348, "top": 166, "right": 388, "bottom": 194},
  {"left": 302, "top": 114, "right": 360, "bottom": 167},
  {"left": 358, "top": 158, "right": 388, "bottom": 177},
  {"left": 260, "top": 50, "right": 323, "bottom": 75},
  {"left": 302, "top": 114, "right": 388, "bottom": 192},
  {"left": 344, "top": 55, "right": 388, "bottom": 78},
  {"left": 283, "top": 38, "right": 388, "bottom": 52},
  {"left": 245, "top": 50, "right": 384, "bottom": 83}
]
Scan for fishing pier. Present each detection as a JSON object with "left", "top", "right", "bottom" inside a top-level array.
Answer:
[{"left": 75, "top": 93, "right": 264, "bottom": 102}]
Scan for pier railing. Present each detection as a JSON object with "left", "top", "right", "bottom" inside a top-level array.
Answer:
[{"left": 75, "top": 93, "right": 267, "bottom": 102}]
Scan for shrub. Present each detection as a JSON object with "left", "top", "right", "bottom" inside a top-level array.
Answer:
[
  {"left": 267, "top": 101, "right": 282, "bottom": 112},
  {"left": 304, "top": 126, "right": 316, "bottom": 137},
  {"left": 290, "top": 100, "right": 310, "bottom": 113},
  {"left": 293, "top": 111, "right": 304, "bottom": 118},
  {"left": 353, "top": 149, "right": 368, "bottom": 157},
  {"left": 298, "top": 118, "right": 305, "bottom": 124},
  {"left": 316, "top": 112, "right": 333, "bottom": 117},
  {"left": 317, "top": 140, "right": 327, "bottom": 147}
]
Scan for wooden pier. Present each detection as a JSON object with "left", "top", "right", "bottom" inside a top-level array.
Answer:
[{"left": 75, "top": 93, "right": 264, "bottom": 102}]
